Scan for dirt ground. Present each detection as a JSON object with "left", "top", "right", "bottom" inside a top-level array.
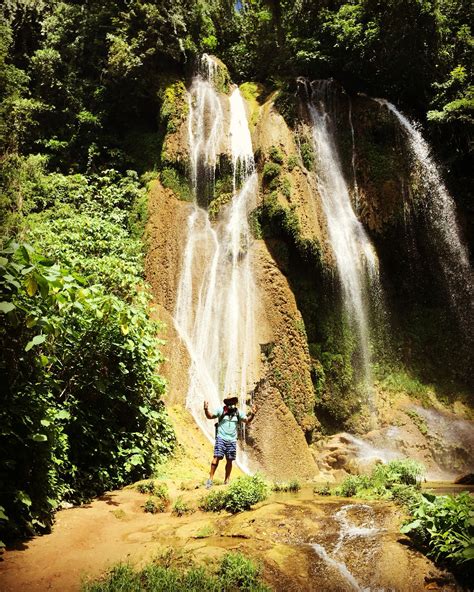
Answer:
[{"left": 0, "top": 407, "right": 462, "bottom": 592}]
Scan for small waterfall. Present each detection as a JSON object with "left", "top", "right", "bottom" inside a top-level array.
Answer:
[
  {"left": 174, "top": 55, "right": 259, "bottom": 467},
  {"left": 348, "top": 97, "right": 360, "bottom": 211},
  {"left": 305, "top": 80, "right": 381, "bottom": 405},
  {"left": 375, "top": 99, "right": 474, "bottom": 334}
]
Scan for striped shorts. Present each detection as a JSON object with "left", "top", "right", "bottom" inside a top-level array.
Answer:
[{"left": 213, "top": 436, "right": 237, "bottom": 460}]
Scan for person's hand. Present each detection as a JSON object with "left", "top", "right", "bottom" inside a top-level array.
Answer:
[
  {"left": 203, "top": 401, "right": 209, "bottom": 411},
  {"left": 250, "top": 404, "right": 258, "bottom": 415}
]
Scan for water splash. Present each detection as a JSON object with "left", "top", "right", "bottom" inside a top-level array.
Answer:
[
  {"left": 340, "top": 433, "right": 402, "bottom": 465},
  {"left": 174, "top": 57, "right": 259, "bottom": 470},
  {"left": 305, "top": 80, "right": 381, "bottom": 408},
  {"left": 375, "top": 99, "right": 474, "bottom": 334}
]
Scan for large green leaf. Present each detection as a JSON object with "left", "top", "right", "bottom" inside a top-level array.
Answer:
[
  {"left": 0, "top": 301, "right": 15, "bottom": 314},
  {"left": 25, "top": 334, "right": 46, "bottom": 351}
]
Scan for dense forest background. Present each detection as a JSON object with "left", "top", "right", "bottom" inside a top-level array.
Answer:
[{"left": 1, "top": 0, "right": 472, "bottom": 543}]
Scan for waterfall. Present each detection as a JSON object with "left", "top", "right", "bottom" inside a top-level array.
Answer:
[
  {"left": 174, "top": 55, "right": 259, "bottom": 465},
  {"left": 375, "top": 99, "right": 474, "bottom": 334},
  {"left": 306, "top": 80, "right": 380, "bottom": 402}
]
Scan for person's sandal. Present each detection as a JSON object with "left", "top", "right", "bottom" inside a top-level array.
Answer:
[{"left": 205, "top": 479, "right": 213, "bottom": 489}]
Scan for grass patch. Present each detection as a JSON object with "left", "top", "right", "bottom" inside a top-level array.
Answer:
[
  {"left": 313, "top": 483, "right": 331, "bottom": 496},
  {"left": 195, "top": 524, "right": 214, "bottom": 539},
  {"left": 172, "top": 496, "right": 194, "bottom": 517},
  {"left": 199, "top": 475, "right": 268, "bottom": 514},
  {"left": 272, "top": 480, "right": 301, "bottom": 493},
  {"left": 82, "top": 551, "right": 271, "bottom": 591},
  {"left": 143, "top": 497, "right": 166, "bottom": 514}
]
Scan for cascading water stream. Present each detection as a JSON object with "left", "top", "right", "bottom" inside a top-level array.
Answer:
[
  {"left": 305, "top": 80, "right": 381, "bottom": 405},
  {"left": 312, "top": 504, "right": 384, "bottom": 592},
  {"left": 375, "top": 99, "right": 474, "bottom": 334},
  {"left": 174, "top": 55, "right": 259, "bottom": 468}
]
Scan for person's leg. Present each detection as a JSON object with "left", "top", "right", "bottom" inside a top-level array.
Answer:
[
  {"left": 209, "top": 456, "right": 220, "bottom": 480},
  {"left": 207, "top": 437, "right": 224, "bottom": 488},
  {"left": 224, "top": 440, "right": 236, "bottom": 484},
  {"left": 224, "top": 459, "right": 232, "bottom": 484}
]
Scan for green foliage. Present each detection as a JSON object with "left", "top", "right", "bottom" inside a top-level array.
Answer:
[
  {"left": 200, "top": 475, "right": 268, "bottom": 514},
  {"left": 172, "top": 496, "right": 193, "bottom": 517},
  {"left": 219, "top": 552, "right": 269, "bottom": 591},
  {"left": 313, "top": 483, "right": 331, "bottom": 496},
  {"left": 371, "top": 459, "right": 424, "bottom": 487},
  {"left": 335, "top": 459, "right": 425, "bottom": 500},
  {"left": 0, "top": 241, "right": 175, "bottom": 540},
  {"left": 404, "top": 410, "right": 429, "bottom": 436},
  {"left": 262, "top": 162, "right": 281, "bottom": 183},
  {"left": 286, "top": 155, "right": 299, "bottom": 172},
  {"left": 143, "top": 497, "right": 166, "bottom": 514},
  {"left": 195, "top": 524, "right": 214, "bottom": 538},
  {"left": 272, "top": 480, "right": 301, "bottom": 493},
  {"left": 158, "top": 80, "right": 188, "bottom": 135},
  {"left": 160, "top": 167, "right": 193, "bottom": 202},
  {"left": 400, "top": 492, "right": 474, "bottom": 571},
  {"left": 199, "top": 489, "right": 228, "bottom": 513},
  {"left": 81, "top": 552, "right": 271, "bottom": 592},
  {"left": 268, "top": 146, "right": 284, "bottom": 165},
  {"left": 299, "top": 142, "right": 314, "bottom": 171},
  {"left": 274, "top": 89, "right": 298, "bottom": 128},
  {"left": 136, "top": 481, "right": 169, "bottom": 501}
]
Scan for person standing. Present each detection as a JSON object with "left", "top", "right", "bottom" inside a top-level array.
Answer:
[{"left": 203, "top": 395, "right": 256, "bottom": 488}]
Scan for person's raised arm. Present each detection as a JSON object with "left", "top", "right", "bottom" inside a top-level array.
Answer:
[
  {"left": 203, "top": 400, "right": 217, "bottom": 419},
  {"left": 242, "top": 405, "right": 257, "bottom": 424}
]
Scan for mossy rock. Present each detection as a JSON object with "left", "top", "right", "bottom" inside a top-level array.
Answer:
[
  {"left": 300, "top": 141, "right": 314, "bottom": 171},
  {"left": 158, "top": 78, "right": 188, "bottom": 134},
  {"left": 208, "top": 192, "right": 232, "bottom": 219},
  {"left": 268, "top": 145, "right": 284, "bottom": 165},
  {"left": 274, "top": 87, "right": 299, "bottom": 128},
  {"left": 160, "top": 167, "right": 192, "bottom": 202},
  {"left": 239, "top": 82, "right": 264, "bottom": 128}
]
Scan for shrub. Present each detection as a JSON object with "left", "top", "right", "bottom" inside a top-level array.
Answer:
[
  {"left": 199, "top": 475, "right": 268, "bottom": 514},
  {"left": 136, "top": 480, "right": 157, "bottom": 495},
  {"left": 172, "top": 497, "right": 193, "bottom": 517},
  {"left": 220, "top": 552, "right": 269, "bottom": 591},
  {"left": 287, "top": 154, "right": 299, "bottom": 171},
  {"left": 224, "top": 475, "right": 269, "bottom": 513},
  {"left": 262, "top": 162, "right": 281, "bottom": 183},
  {"left": 401, "top": 492, "right": 474, "bottom": 570},
  {"left": 334, "top": 460, "right": 424, "bottom": 500},
  {"left": 0, "top": 242, "right": 175, "bottom": 540},
  {"left": 268, "top": 145, "right": 284, "bottom": 165},
  {"left": 299, "top": 142, "right": 314, "bottom": 170},
  {"left": 143, "top": 497, "right": 166, "bottom": 514},
  {"left": 372, "top": 459, "right": 424, "bottom": 487},
  {"left": 199, "top": 489, "right": 228, "bottom": 512}
]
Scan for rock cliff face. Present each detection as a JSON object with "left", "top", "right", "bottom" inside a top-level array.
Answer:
[{"left": 146, "top": 59, "right": 473, "bottom": 480}]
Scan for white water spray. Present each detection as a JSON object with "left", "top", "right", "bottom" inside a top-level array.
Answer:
[
  {"left": 375, "top": 99, "right": 474, "bottom": 329},
  {"left": 174, "top": 56, "right": 259, "bottom": 468},
  {"left": 306, "top": 80, "right": 380, "bottom": 400}
]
